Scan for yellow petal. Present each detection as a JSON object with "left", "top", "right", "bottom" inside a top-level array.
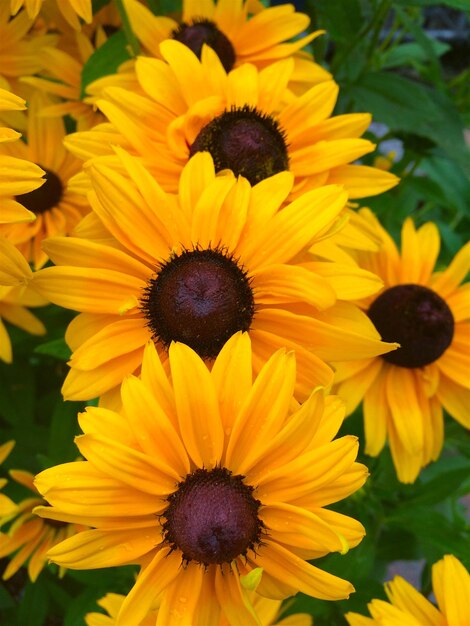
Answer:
[
  {"left": 31, "top": 267, "right": 144, "bottom": 314},
  {"left": 169, "top": 341, "right": 224, "bottom": 468},
  {"left": 255, "top": 540, "right": 354, "bottom": 600},
  {"left": 46, "top": 528, "right": 156, "bottom": 569},
  {"left": 432, "top": 555, "right": 470, "bottom": 626},
  {"left": 116, "top": 549, "right": 181, "bottom": 626}
]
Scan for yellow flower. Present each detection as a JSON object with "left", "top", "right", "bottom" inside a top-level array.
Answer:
[
  {"left": 0, "top": 3, "right": 57, "bottom": 85},
  {"left": 346, "top": 554, "right": 470, "bottom": 626},
  {"left": 0, "top": 441, "right": 82, "bottom": 581},
  {"left": 333, "top": 210, "right": 470, "bottom": 483},
  {"left": 31, "top": 149, "right": 396, "bottom": 403},
  {"left": 35, "top": 332, "right": 367, "bottom": 626},
  {"left": 21, "top": 32, "right": 106, "bottom": 131},
  {"left": 10, "top": 0, "right": 92, "bottom": 30},
  {"left": 0, "top": 92, "right": 90, "bottom": 268},
  {"left": 0, "top": 84, "right": 45, "bottom": 224},
  {"left": 86, "top": 590, "right": 312, "bottom": 626},
  {"left": 65, "top": 40, "right": 398, "bottom": 201},
  {"left": 124, "top": 0, "right": 331, "bottom": 92}
]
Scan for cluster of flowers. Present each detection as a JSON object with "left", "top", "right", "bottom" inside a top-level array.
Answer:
[{"left": 0, "top": 1, "right": 469, "bottom": 624}]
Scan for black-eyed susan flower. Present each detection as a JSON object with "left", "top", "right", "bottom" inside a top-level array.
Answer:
[
  {"left": 0, "top": 85, "right": 45, "bottom": 224},
  {"left": 124, "top": 0, "right": 331, "bottom": 90},
  {"left": 0, "top": 92, "right": 90, "bottom": 269},
  {"left": 35, "top": 332, "right": 367, "bottom": 625},
  {"left": 346, "top": 554, "right": 470, "bottom": 626},
  {"left": 31, "top": 150, "right": 396, "bottom": 404},
  {"left": 0, "top": 3, "right": 56, "bottom": 87},
  {"left": 0, "top": 441, "right": 82, "bottom": 581},
  {"left": 86, "top": 589, "right": 312, "bottom": 626},
  {"left": 65, "top": 40, "right": 398, "bottom": 201},
  {"left": 333, "top": 210, "right": 470, "bottom": 483},
  {"left": 10, "top": 0, "right": 92, "bottom": 30}
]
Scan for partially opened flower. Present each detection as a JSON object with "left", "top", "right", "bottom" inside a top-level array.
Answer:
[
  {"left": 333, "top": 210, "right": 470, "bottom": 482},
  {"left": 0, "top": 92, "right": 90, "bottom": 268},
  {"left": 10, "top": 0, "right": 92, "bottom": 30},
  {"left": 31, "top": 149, "right": 396, "bottom": 404},
  {"left": 0, "top": 441, "right": 81, "bottom": 581},
  {"left": 86, "top": 590, "right": 312, "bottom": 626},
  {"left": 35, "top": 332, "right": 367, "bottom": 626},
  {"left": 124, "top": 0, "right": 331, "bottom": 91},
  {"left": 65, "top": 40, "right": 398, "bottom": 201},
  {"left": 346, "top": 554, "right": 470, "bottom": 626}
]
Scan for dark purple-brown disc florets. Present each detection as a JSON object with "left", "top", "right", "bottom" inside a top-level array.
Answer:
[
  {"left": 141, "top": 247, "right": 255, "bottom": 359},
  {"left": 15, "top": 168, "right": 63, "bottom": 215},
  {"left": 162, "top": 467, "right": 263, "bottom": 566},
  {"left": 368, "top": 284, "right": 454, "bottom": 368},
  {"left": 172, "top": 18, "right": 236, "bottom": 72},
  {"left": 189, "top": 105, "right": 289, "bottom": 185}
]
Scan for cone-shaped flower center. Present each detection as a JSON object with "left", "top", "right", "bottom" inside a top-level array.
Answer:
[
  {"left": 368, "top": 284, "right": 454, "bottom": 368},
  {"left": 189, "top": 106, "right": 289, "bottom": 185},
  {"left": 172, "top": 18, "right": 236, "bottom": 72},
  {"left": 141, "top": 248, "right": 255, "bottom": 359},
  {"left": 163, "top": 467, "right": 262, "bottom": 566},
  {"left": 15, "top": 168, "right": 63, "bottom": 215}
]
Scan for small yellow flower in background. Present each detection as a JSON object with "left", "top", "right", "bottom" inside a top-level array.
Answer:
[
  {"left": 346, "top": 554, "right": 470, "bottom": 626},
  {"left": 35, "top": 332, "right": 366, "bottom": 626},
  {"left": 31, "top": 150, "right": 396, "bottom": 405},
  {"left": 0, "top": 3, "right": 57, "bottom": 88},
  {"left": 10, "top": 0, "right": 92, "bottom": 30},
  {"left": 86, "top": 590, "right": 312, "bottom": 626},
  {"left": 65, "top": 39, "right": 398, "bottom": 202},
  {"left": 0, "top": 441, "right": 83, "bottom": 582},
  {"left": 0, "top": 91, "right": 90, "bottom": 269},
  {"left": 333, "top": 209, "right": 470, "bottom": 483},
  {"left": 21, "top": 32, "right": 107, "bottom": 131},
  {"left": 124, "top": 0, "right": 331, "bottom": 91}
]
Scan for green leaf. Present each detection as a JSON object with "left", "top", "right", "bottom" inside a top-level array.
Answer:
[
  {"left": 382, "top": 41, "right": 450, "bottom": 69},
  {"left": 387, "top": 508, "right": 470, "bottom": 565},
  {"left": 92, "top": 0, "right": 111, "bottom": 12},
  {"left": 34, "top": 338, "right": 71, "bottom": 361},
  {"left": 80, "top": 31, "right": 132, "bottom": 98},
  {"left": 394, "top": 0, "right": 470, "bottom": 8},
  {"left": 0, "top": 359, "right": 36, "bottom": 425},
  {"left": 17, "top": 577, "right": 50, "bottom": 626},
  {"left": 407, "top": 467, "right": 470, "bottom": 506},
  {"left": 350, "top": 71, "right": 470, "bottom": 167},
  {"left": 47, "top": 399, "right": 83, "bottom": 465}
]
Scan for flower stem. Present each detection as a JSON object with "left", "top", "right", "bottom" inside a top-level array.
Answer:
[{"left": 115, "top": 0, "right": 140, "bottom": 57}]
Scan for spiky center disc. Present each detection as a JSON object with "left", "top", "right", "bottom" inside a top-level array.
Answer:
[
  {"left": 172, "top": 18, "right": 236, "bottom": 72},
  {"left": 163, "top": 467, "right": 262, "bottom": 566},
  {"left": 15, "top": 168, "right": 63, "bottom": 215},
  {"left": 368, "top": 284, "right": 454, "bottom": 368},
  {"left": 141, "top": 248, "right": 255, "bottom": 359},
  {"left": 189, "top": 106, "right": 289, "bottom": 185}
]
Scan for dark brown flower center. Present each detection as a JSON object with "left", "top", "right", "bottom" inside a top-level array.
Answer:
[
  {"left": 15, "top": 168, "right": 63, "bottom": 215},
  {"left": 141, "top": 247, "right": 255, "bottom": 359},
  {"left": 162, "top": 467, "right": 263, "bottom": 566},
  {"left": 171, "top": 18, "right": 236, "bottom": 72},
  {"left": 189, "top": 105, "right": 289, "bottom": 186},
  {"left": 368, "top": 284, "right": 454, "bottom": 368}
]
